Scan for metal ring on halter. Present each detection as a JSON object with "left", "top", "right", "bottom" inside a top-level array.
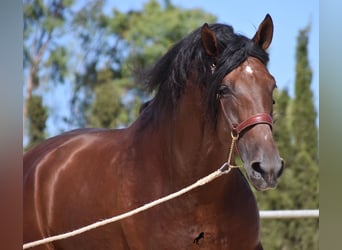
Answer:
[{"left": 231, "top": 130, "right": 239, "bottom": 141}]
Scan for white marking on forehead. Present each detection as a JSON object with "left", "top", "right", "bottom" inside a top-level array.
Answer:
[{"left": 245, "top": 65, "right": 253, "bottom": 74}]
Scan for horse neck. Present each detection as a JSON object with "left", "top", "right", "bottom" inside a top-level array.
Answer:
[{"left": 144, "top": 83, "right": 229, "bottom": 185}]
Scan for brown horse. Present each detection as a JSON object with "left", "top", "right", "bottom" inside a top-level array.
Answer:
[{"left": 24, "top": 14, "right": 284, "bottom": 249}]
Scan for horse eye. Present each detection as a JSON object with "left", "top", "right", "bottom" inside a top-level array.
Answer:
[
  {"left": 219, "top": 85, "right": 231, "bottom": 97},
  {"left": 272, "top": 99, "right": 275, "bottom": 105}
]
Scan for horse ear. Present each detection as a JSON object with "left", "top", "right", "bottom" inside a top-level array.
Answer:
[
  {"left": 252, "top": 14, "right": 274, "bottom": 50},
  {"left": 201, "top": 23, "right": 219, "bottom": 57}
]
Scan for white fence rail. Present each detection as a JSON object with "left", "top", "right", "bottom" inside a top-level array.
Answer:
[{"left": 259, "top": 209, "right": 319, "bottom": 219}]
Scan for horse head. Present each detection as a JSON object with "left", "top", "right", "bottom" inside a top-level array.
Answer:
[{"left": 201, "top": 14, "right": 284, "bottom": 191}]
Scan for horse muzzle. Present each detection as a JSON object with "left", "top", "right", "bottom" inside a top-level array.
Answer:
[
  {"left": 246, "top": 157, "right": 284, "bottom": 191},
  {"left": 229, "top": 112, "right": 284, "bottom": 191}
]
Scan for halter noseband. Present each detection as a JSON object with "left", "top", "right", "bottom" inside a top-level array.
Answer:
[
  {"left": 219, "top": 97, "right": 273, "bottom": 169},
  {"left": 232, "top": 113, "right": 273, "bottom": 136},
  {"left": 219, "top": 99, "right": 273, "bottom": 136}
]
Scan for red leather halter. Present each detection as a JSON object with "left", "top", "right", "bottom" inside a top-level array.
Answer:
[
  {"left": 232, "top": 113, "right": 273, "bottom": 135},
  {"left": 219, "top": 99, "right": 273, "bottom": 137}
]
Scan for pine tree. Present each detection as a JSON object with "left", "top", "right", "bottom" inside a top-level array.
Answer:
[
  {"left": 293, "top": 26, "right": 318, "bottom": 161},
  {"left": 26, "top": 95, "right": 48, "bottom": 150},
  {"left": 289, "top": 25, "right": 319, "bottom": 250}
]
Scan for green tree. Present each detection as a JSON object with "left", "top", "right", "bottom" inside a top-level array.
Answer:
[
  {"left": 23, "top": 0, "right": 73, "bottom": 146},
  {"left": 67, "top": 0, "right": 108, "bottom": 127},
  {"left": 26, "top": 95, "right": 48, "bottom": 150},
  {"left": 293, "top": 26, "right": 318, "bottom": 161},
  {"left": 88, "top": 69, "right": 129, "bottom": 128},
  {"left": 288, "top": 25, "right": 319, "bottom": 250},
  {"left": 23, "top": 0, "right": 216, "bottom": 142},
  {"left": 73, "top": 0, "right": 216, "bottom": 128}
]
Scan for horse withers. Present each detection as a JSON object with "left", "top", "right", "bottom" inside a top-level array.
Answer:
[{"left": 24, "top": 14, "right": 283, "bottom": 249}]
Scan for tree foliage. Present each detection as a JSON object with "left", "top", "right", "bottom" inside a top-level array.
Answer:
[
  {"left": 70, "top": 0, "right": 216, "bottom": 128},
  {"left": 23, "top": 0, "right": 73, "bottom": 146},
  {"left": 26, "top": 95, "right": 48, "bottom": 150},
  {"left": 88, "top": 69, "right": 129, "bottom": 128},
  {"left": 293, "top": 26, "right": 318, "bottom": 161}
]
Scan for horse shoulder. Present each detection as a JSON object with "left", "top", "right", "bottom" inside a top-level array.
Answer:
[{"left": 23, "top": 128, "right": 131, "bottom": 243}]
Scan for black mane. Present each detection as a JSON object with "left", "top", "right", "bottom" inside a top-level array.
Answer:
[{"left": 140, "top": 23, "right": 269, "bottom": 128}]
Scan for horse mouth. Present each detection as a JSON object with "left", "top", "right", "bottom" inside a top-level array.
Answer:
[{"left": 245, "top": 167, "right": 279, "bottom": 191}]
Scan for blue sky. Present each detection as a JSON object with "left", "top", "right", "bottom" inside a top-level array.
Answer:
[
  {"left": 116, "top": 0, "right": 319, "bottom": 101},
  {"left": 38, "top": 0, "right": 318, "bottom": 141}
]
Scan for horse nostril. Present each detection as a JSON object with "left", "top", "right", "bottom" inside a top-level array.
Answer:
[
  {"left": 251, "top": 162, "right": 264, "bottom": 175},
  {"left": 277, "top": 159, "right": 285, "bottom": 178},
  {"left": 252, "top": 160, "right": 284, "bottom": 179}
]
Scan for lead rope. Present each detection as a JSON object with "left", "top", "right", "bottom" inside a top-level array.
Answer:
[
  {"left": 23, "top": 133, "right": 241, "bottom": 249},
  {"left": 226, "top": 131, "right": 240, "bottom": 169},
  {"left": 219, "top": 98, "right": 241, "bottom": 170}
]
